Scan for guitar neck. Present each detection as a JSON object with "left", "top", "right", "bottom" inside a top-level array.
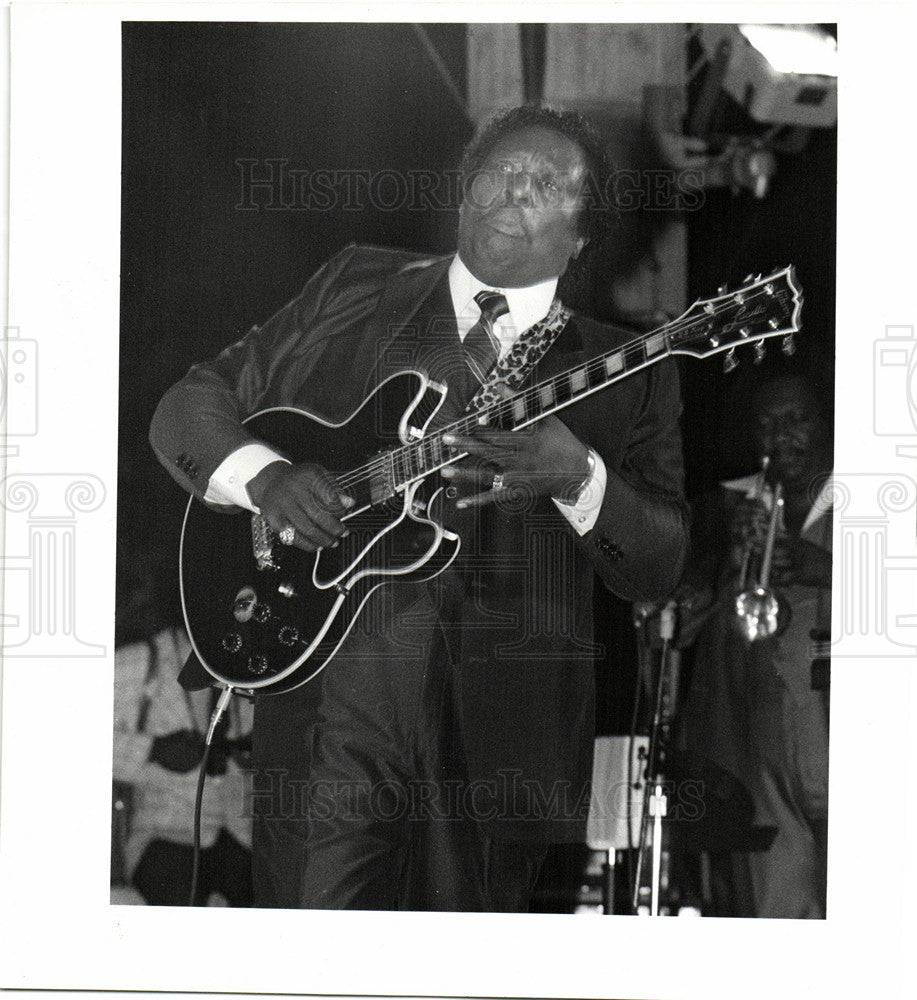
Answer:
[
  {"left": 452, "top": 328, "right": 667, "bottom": 435},
  {"left": 347, "top": 327, "right": 671, "bottom": 505},
  {"left": 336, "top": 265, "right": 802, "bottom": 506}
]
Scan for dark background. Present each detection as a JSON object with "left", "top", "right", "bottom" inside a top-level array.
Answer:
[{"left": 118, "top": 19, "right": 836, "bottom": 715}]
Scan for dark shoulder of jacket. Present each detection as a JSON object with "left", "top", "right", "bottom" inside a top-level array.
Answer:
[
  {"left": 321, "top": 243, "right": 451, "bottom": 285},
  {"left": 296, "top": 245, "right": 451, "bottom": 321}
]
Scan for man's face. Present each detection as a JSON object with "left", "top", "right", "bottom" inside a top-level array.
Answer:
[
  {"left": 754, "top": 378, "right": 829, "bottom": 488},
  {"left": 457, "top": 125, "right": 588, "bottom": 288}
]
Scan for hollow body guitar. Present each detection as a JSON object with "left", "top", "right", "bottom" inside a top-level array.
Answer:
[{"left": 180, "top": 267, "right": 803, "bottom": 693}]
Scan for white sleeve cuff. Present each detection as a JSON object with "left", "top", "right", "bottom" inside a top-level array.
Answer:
[
  {"left": 203, "top": 444, "right": 291, "bottom": 512},
  {"left": 553, "top": 449, "right": 607, "bottom": 536}
]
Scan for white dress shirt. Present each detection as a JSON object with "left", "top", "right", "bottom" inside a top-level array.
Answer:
[{"left": 205, "top": 253, "right": 606, "bottom": 534}]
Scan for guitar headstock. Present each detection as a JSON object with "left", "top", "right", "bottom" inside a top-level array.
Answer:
[{"left": 666, "top": 266, "right": 803, "bottom": 368}]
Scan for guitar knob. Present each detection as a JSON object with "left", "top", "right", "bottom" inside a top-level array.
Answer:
[
  {"left": 221, "top": 632, "right": 243, "bottom": 654},
  {"left": 717, "top": 283, "right": 728, "bottom": 295},
  {"left": 253, "top": 603, "right": 272, "bottom": 623},
  {"left": 247, "top": 654, "right": 269, "bottom": 676},
  {"left": 723, "top": 348, "right": 738, "bottom": 373},
  {"left": 754, "top": 340, "right": 767, "bottom": 364},
  {"left": 278, "top": 625, "right": 300, "bottom": 647}
]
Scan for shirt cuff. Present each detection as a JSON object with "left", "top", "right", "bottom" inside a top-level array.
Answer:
[
  {"left": 203, "top": 444, "right": 290, "bottom": 512},
  {"left": 553, "top": 449, "right": 607, "bottom": 536}
]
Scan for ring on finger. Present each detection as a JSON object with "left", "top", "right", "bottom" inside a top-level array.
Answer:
[{"left": 278, "top": 524, "right": 296, "bottom": 546}]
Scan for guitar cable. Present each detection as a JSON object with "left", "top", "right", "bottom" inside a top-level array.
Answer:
[{"left": 188, "top": 685, "right": 235, "bottom": 907}]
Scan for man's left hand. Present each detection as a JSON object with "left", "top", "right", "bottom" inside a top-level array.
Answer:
[{"left": 441, "top": 416, "right": 590, "bottom": 509}]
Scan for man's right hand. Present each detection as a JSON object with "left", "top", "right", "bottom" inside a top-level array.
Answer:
[{"left": 246, "top": 460, "right": 354, "bottom": 552}]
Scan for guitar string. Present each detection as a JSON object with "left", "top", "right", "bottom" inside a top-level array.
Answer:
[{"left": 333, "top": 283, "right": 795, "bottom": 496}]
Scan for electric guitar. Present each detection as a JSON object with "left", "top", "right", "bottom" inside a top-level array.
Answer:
[{"left": 180, "top": 267, "right": 803, "bottom": 693}]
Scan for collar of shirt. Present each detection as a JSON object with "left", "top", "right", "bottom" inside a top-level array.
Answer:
[{"left": 448, "top": 254, "right": 557, "bottom": 360}]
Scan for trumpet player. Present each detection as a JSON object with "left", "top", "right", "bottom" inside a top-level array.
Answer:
[{"left": 675, "top": 372, "right": 833, "bottom": 918}]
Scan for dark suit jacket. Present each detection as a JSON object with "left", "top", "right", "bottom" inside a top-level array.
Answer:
[{"left": 150, "top": 243, "right": 688, "bottom": 842}]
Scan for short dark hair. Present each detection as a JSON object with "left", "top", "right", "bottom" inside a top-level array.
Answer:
[{"left": 460, "top": 104, "right": 616, "bottom": 248}]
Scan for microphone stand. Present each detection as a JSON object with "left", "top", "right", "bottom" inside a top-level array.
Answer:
[{"left": 632, "top": 602, "right": 677, "bottom": 915}]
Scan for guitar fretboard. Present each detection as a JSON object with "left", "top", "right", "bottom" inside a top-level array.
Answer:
[{"left": 335, "top": 328, "right": 671, "bottom": 505}]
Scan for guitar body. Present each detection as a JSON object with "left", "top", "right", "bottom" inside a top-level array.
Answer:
[
  {"left": 180, "top": 371, "right": 460, "bottom": 693},
  {"left": 178, "top": 266, "right": 803, "bottom": 692}
]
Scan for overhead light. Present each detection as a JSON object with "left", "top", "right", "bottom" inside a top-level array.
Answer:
[
  {"left": 738, "top": 24, "right": 837, "bottom": 78},
  {"left": 700, "top": 23, "right": 838, "bottom": 128}
]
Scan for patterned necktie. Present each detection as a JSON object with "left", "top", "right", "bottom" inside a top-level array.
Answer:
[{"left": 464, "top": 289, "right": 510, "bottom": 384}]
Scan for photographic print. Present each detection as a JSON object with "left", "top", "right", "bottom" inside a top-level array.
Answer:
[{"left": 2, "top": 4, "right": 916, "bottom": 999}]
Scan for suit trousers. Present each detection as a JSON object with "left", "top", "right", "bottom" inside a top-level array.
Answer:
[{"left": 251, "top": 584, "right": 547, "bottom": 911}]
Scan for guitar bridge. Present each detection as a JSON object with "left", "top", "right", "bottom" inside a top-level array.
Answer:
[{"left": 251, "top": 513, "right": 280, "bottom": 570}]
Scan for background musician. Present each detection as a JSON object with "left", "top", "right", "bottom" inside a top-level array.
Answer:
[{"left": 675, "top": 371, "right": 833, "bottom": 917}]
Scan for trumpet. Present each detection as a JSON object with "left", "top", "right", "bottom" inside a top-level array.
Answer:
[{"left": 733, "top": 461, "right": 790, "bottom": 643}]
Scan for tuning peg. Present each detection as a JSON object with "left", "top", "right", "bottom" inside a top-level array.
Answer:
[
  {"left": 781, "top": 333, "right": 796, "bottom": 356},
  {"left": 754, "top": 340, "right": 767, "bottom": 364},
  {"left": 717, "top": 283, "right": 728, "bottom": 295},
  {"left": 723, "top": 347, "right": 738, "bottom": 373}
]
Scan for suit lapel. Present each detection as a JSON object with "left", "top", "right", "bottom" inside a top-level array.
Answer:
[
  {"left": 362, "top": 256, "right": 454, "bottom": 388},
  {"left": 363, "top": 257, "right": 480, "bottom": 422}
]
